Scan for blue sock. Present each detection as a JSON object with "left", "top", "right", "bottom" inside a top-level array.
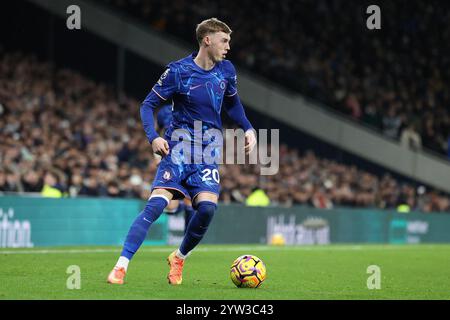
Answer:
[
  {"left": 180, "top": 201, "right": 217, "bottom": 255},
  {"left": 183, "top": 205, "right": 195, "bottom": 235},
  {"left": 121, "top": 196, "right": 168, "bottom": 260}
]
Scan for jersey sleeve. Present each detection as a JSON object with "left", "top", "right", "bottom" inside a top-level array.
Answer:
[
  {"left": 152, "top": 64, "right": 178, "bottom": 101},
  {"left": 140, "top": 65, "right": 176, "bottom": 144},
  {"left": 225, "top": 62, "right": 238, "bottom": 97}
]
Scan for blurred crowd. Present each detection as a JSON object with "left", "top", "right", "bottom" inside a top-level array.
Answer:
[
  {"left": 227, "top": 146, "right": 450, "bottom": 212},
  {"left": 1, "top": 51, "right": 449, "bottom": 212},
  {"left": 0, "top": 52, "right": 154, "bottom": 199},
  {"left": 102, "top": 0, "right": 450, "bottom": 159}
]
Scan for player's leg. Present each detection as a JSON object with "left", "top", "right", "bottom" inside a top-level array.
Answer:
[
  {"left": 120, "top": 188, "right": 174, "bottom": 261},
  {"left": 167, "top": 192, "right": 218, "bottom": 285},
  {"left": 179, "top": 192, "right": 218, "bottom": 256},
  {"left": 182, "top": 198, "right": 195, "bottom": 234},
  {"left": 109, "top": 150, "right": 188, "bottom": 284},
  {"left": 108, "top": 188, "right": 174, "bottom": 284},
  {"left": 164, "top": 199, "right": 181, "bottom": 215},
  {"left": 166, "top": 162, "right": 220, "bottom": 285}
]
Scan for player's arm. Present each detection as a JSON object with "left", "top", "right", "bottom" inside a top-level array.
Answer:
[
  {"left": 223, "top": 65, "right": 256, "bottom": 154},
  {"left": 223, "top": 93, "right": 256, "bottom": 154},
  {"left": 140, "top": 67, "right": 176, "bottom": 156}
]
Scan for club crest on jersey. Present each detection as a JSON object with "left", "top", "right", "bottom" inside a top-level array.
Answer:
[
  {"left": 219, "top": 81, "right": 226, "bottom": 90},
  {"left": 163, "top": 170, "right": 171, "bottom": 180}
]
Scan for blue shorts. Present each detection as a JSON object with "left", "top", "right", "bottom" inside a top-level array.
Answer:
[{"left": 151, "top": 153, "right": 220, "bottom": 201}]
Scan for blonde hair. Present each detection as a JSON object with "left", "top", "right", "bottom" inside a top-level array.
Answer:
[{"left": 196, "top": 18, "right": 232, "bottom": 45}]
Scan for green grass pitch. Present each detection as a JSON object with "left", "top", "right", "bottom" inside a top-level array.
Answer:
[{"left": 0, "top": 244, "right": 449, "bottom": 300}]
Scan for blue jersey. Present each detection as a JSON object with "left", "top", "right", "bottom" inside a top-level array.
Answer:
[
  {"left": 152, "top": 53, "right": 238, "bottom": 135},
  {"left": 157, "top": 104, "right": 173, "bottom": 131},
  {"left": 140, "top": 52, "right": 254, "bottom": 200},
  {"left": 141, "top": 52, "right": 252, "bottom": 147}
]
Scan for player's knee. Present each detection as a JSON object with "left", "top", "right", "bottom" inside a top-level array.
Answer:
[
  {"left": 146, "top": 195, "right": 169, "bottom": 209},
  {"left": 184, "top": 198, "right": 193, "bottom": 207},
  {"left": 142, "top": 195, "right": 169, "bottom": 221},
  {"left": 165, "top": 200, "right": 182, "bottom": 216},
  {"left": 166, "top": 199, "right": 180, "bottom": 211},
  {"left": 196, "top": 201, "right": 217, "bottom": 225}
]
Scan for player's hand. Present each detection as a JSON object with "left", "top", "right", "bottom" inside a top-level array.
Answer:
[
  {"left": 152, "top": 137, "right": 170, "bottom": 157},
  {"left": 244, "top": 129, "right": 257, "bottom": 155}
]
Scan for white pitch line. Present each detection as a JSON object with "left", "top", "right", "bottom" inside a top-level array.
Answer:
[
  {"left": 0, "top": 244, "right": 443, "bottom": 255},
  {"left": 0, "top": 248, "right": 120, "bottom": 255},
  {"left": 0, "top": 246, "right": 360, "bottom": 255}
]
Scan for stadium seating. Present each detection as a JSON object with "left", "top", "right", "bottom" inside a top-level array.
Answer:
[
  {"left": 101, "top": 0, "right": 450, "bottom": 159},
  {"left": 0, "top": 51, "right": 448, "bottom": 212}
]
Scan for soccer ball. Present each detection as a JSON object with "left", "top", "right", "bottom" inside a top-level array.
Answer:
[{"left": 230, "top": 255, "right": 266, "bottom": 288}]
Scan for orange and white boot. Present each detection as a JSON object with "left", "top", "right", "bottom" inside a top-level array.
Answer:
[
  {"left": 167, "top": 250, "right": 185, "bottom": 285},
  {"left": 107, "top": 266, "right": 126, "bottom": 284}
]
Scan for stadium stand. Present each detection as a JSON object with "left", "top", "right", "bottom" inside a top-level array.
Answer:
[
  {"left": 0, "top": 51, "right": 449, "bottom": 212},
  {"left": 100, "top": 0, "right": 450, "bottom": 160}
]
